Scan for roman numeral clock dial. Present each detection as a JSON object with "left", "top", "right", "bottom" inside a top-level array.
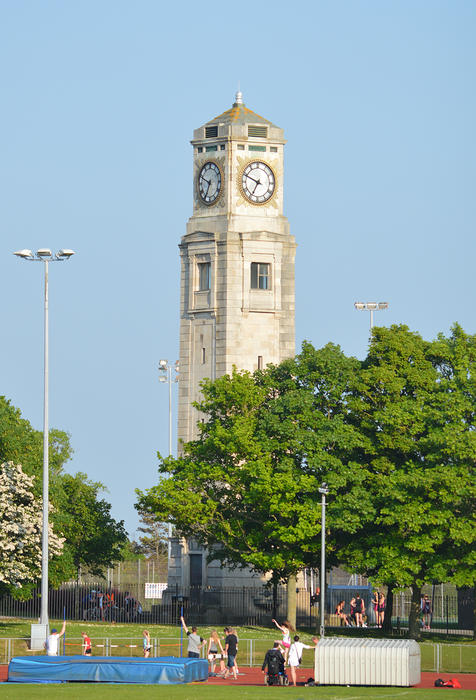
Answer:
[
  {"left": 240, "top": 161, "right": 276, "bottom": 205},
  {"left": 198, "top": 161, "right": 223, "bottom": 205}
]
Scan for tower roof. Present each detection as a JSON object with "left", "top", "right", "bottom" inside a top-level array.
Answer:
[{"left": 206, "top": 91, "right": 278, "bottom": 129}]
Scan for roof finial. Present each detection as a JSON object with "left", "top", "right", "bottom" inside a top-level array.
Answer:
[{"left": 235, "top": 86, "right": 243, "bottom": 104}]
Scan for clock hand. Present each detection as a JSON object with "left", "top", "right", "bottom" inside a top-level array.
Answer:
[
  {"left": 201, "top": 176, "right": 211, "bottom": 194},
  {"left": 246, "top": 175, "right": 261, "bottom": 185}
]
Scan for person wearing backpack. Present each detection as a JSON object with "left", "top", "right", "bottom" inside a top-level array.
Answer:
[
  {"left": 262, "top": 642, "right": 285, "bottom": 685},
  {"left": 288, "top": 635, "right": 317, "bottom": 687}
]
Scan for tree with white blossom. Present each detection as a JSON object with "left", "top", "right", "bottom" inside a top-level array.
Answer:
[{"left": 0, "top": 461, "right": 64, "bottom": 597}]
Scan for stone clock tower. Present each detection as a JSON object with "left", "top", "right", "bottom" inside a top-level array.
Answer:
[
  {"left": 177, "top": 92, "right": 296, "bottom": 450},
  {"left": 170, "top": 93, "right": 296, "bottom": 588}
]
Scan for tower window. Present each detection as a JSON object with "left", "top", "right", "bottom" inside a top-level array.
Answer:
[
  {"left": 198, "top": 262, "right": 210, "bottom": 291},
  {"left": 248, "top": 126, "right": 268, "bottom": 138},
  {"left": 220, "top": 144, "right": 225, "bottom": 150},
  {"left": 237, "top": 144, "right": 245, "bottom": 150},
  {"left": 270, "top": 146, "right": 278, "bottom": 153},
  {"left": 197, "top": 147, "right": 203, "bottom": 153},
  {"left": 202, "top": 347, "right": 206, "bottom": 364},
  {"left": 206, "top": 145, "right": 217, "bottom": 152},
  {"left": 249, "top": 145, "right": 266, "bottom": 152},
  {"left": 258, "top": 355, "right": 263, "bottom": 370},
  {"left": 205, "top": 126, "right": 218, "bottom": 138},
  {"left": 251, "top": 262, "right": 270, "bottom": 290}
]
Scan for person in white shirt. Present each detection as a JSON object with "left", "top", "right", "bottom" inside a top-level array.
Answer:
[
  {"left": 44, "top": 621, "right": 66, "bottom": 656},
  {"left": 287, "top": 634, "right": 317, "bottom": 687}
]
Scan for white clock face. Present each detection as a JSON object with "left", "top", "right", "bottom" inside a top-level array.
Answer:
[
  {"left": 198, "top": 161, "right": 222, "bottom": 205},
  {"left": 241, "top": 161, "right": 276, "bottom": 204}
]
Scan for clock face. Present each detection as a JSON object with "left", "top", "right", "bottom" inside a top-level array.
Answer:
[
  {"left": 198, "top": 161, "right": 222, "bottom": 205},
  {"left": 240, "top": 161, "right": 276, "bottom": 204}
]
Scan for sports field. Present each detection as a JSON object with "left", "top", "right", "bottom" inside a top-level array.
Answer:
[{"left": 1, "top": 686, "right": 476, "bottom": 700}]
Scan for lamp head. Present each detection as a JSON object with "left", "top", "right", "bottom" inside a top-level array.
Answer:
[
  {"left": 57, "top": 249, "right": 75, "bottom": 258},
  {"left": 159, "top": 359, "right": 168, "bottom": 368},
  {"left": 354, "top": 302, "right": 365, "bottom": 310},
  {"left": 36, "top": 248, "right": 52, "bottom": 257},
  {"left": 13, "top": 249, "right": 34, "bottom": 259}
]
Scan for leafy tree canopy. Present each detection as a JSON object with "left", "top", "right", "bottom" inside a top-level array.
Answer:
[
  {"left": 136, "top": 326, "right": 476, "bottom": 638},
  {"left": 0, "top": 396, "right": 127, "bottom": 587},
  {"left": 52, "top": 472, "right": 128, "bottom": 580}
]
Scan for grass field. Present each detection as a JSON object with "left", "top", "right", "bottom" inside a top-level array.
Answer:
[
  {"left": 2, "top": 685, "right": 476, "bottom": 700},
  {"left": 1, "top": 618, "right": 475, "bottom": 674},
  {"left": 2, "top": 618, "right": 474, "bottom": 645}
]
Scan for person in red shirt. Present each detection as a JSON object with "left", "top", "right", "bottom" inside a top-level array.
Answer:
[{"left": 81, "top": 632, "right": 92, "bottom": 655}]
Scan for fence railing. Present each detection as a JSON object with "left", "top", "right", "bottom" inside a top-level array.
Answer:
[
  {"left": 1, "top": 637, "right": 475, "bottom": 673},
  {"left": 0, "top": 583, "right": 467, "bottom": 630}
]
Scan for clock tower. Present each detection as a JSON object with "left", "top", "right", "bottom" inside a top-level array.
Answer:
[{"left": 177, "top": 91, "right": 296, "bottom": 453}]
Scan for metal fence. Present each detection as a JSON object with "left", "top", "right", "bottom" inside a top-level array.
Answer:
[
  {"left": 0, "top": 585, "right": 312, "bottom": 627},
  {"left": 0, "top": 582, "right": 469, "bottom": 631},
  {"left": 1, "top": 637, "right": 475, "bottom": 673}
]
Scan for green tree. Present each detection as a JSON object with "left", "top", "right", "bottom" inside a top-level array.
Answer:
[
  {"left": 137, "top": 343, "right": 362, "bottom": 626},
  {"left": 0, "top": 396, "right": 127, "bottom": 588},
  {"left": 136, "top": 369, "right": 318, "bottom": 624},
  {"left": 342, "top": 325, "right": 476, "bottom": 638},
  {"left": 0, "top": 396, "right": 73, "bottom": 490},
  {"left": 52, "top": 472, "right": 128, "bottom": 580},
  {"left": 135, "top": 509, "right": 168, "bottom": 561}
]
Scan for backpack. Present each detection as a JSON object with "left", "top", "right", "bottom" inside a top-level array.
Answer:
[
  {"left": 434, "top": 678, "right": 462, "bottom": 688},
  {"left": 267, "top": 653, "right": 281, "bottom": 676}
]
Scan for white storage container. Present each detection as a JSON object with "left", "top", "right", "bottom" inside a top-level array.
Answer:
[{"left": 315, "top": 637, "right": 420, "bottom": 686}]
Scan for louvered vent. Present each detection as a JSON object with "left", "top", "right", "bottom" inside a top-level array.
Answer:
[
  {"left": 205, "top": 126, "right": 218, "bottom": 138},
  {"left": 248, "top": 126, "right": 267, "bottom": 138}
]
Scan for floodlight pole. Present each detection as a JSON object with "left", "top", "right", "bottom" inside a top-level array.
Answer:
[
  {"left": 41, "top": 257, "right": 49, "bottom": 628},
  {"left": 158, "top": 359, "right": 179, "bottom": 557},
  {"left": 13, "top": 248, "right": 75, "bottom": 647}
]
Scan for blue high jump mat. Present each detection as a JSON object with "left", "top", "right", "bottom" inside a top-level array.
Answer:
[{"left": 8, "top": 655, "right": 208, "bottom": 684}]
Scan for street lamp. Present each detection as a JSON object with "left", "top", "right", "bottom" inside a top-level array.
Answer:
[
  {"left": 13, "top": 248, "right": 75, "bottom": 648},
  {"left": 158, "top": 359, "right": 179, "bottom": 458},
  {"left": 318, "top": 482, "right": 329, "bottom": 638},
  {"left": 158, "top": 359, "right": 179, "bottom": 556},
  {"left": 354, "top": 301, "right": 389, "bottom": 330}
]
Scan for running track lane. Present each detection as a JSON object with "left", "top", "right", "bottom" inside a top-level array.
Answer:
[{"left": 1, "top": 665, "right": 475, "bottom": 688}]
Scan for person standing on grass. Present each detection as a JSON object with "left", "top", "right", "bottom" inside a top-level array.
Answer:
[
  {"left": 81, "top": 631, "right": 92, "bottom": 656},
  {"left": 180, "top": 616, "right": 204, "bottom": 658},
  {"left": 287, "top": 634, "right": 317, "bottom": 687},
  {"left": 350, "top": 594, "right": 365, "bottom": 627},
  {"left": 377, "top": 592, "right": 386, "bottom": 628},
  {"left": 223, "top": 626, "right": 238, "bottom": 679},
  {"left": 143, "top": 630, "right": 152, "bottom": 658},
  {"left": 421, "top": 594, "right": 432, "bottom": 630},
  {"left": 44, "top": 621, "right": 66, "bottom": 656},
  {"left": 372, "top": 591, "right": 379, "bottom": 625}
]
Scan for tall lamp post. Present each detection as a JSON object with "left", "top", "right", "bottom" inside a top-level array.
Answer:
[
  {"left": 319, "top": 482, "right": 329, "bottom": 638},
  {"left": 354, "top": 301, "right": 389, "bottom": 330},
  {"left": 13, "top": 248, "right": 75, "bottom": 647},
  {"left": 158, "top": 359, "right": 179, "bottom": 556}
]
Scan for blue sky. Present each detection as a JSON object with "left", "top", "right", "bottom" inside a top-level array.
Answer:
[{"left": 1, "top": 1, "right": 475, "bottom": 536}]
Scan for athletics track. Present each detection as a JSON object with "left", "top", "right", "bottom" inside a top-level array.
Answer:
[{"left": 1, "top": 664, "right": 475, "bottom": 689}]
